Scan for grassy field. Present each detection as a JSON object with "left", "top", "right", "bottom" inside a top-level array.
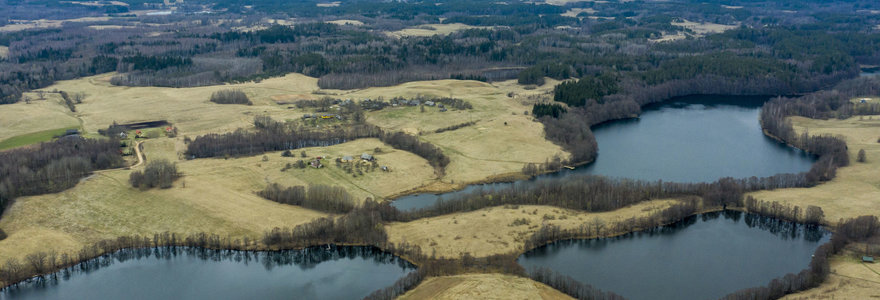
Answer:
[
  {"left": 343, "top": 79, "right": 568, "bottom": 187},
  {"left": 399, "top": 274, "right": 573, "bottom": 300},
  {"left": 0, "top": 126, "right": 79, "bottom": 150},
  {"left": 0, "top": 17, "right": 111, "bottom": 32},
  {"left": 386, "top": 200, "right": 679, "bottom": 258},
  {"left": 385, "top": 23, "right": 491, "bottom": 38},
  {"left": 0, "top": 94, "right": 81, "bottom": 142},
  {"left": 748, "top": 115, "right": 880, "bottom": 223},
  {"left": 9, "top": 74, "right": 566, "bottom": 193},
  {"left": 0, "top": 46, "right": 7, "bottom": 59},
  {"left": 43, "top": 72, "right": 319, "bottom": 137},
  {"left": 561, "top": 8, "right": 597, "bottom": 17},
  {"left": 326, "top": 19, "right": 364, "bottom": 26},
  {"left": 671, "top": 19, "right": 738, "bottom": 36},
  {"left": 783, "top": 250, "right": 880, "bottom": 299}
]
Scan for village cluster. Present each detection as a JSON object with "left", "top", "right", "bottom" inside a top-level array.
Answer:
[{"left": 280, "top": 149, "right": 390, "bottom": 177}]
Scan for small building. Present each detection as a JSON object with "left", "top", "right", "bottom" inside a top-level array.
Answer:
[
  {"left": 310, "top": 159, "right": 323, "bottom": 168},
  {"left": 425, "top": 101, "right": 435, "bottom": 106},
  {"left": 361, "top": 153, "right": 374, "bottom": 161},
  {"left": 381, "top": 166, "right": 390, "bottom": 172},
  {"left": 439, "top": 108, "right": 448, "bottom": 112},
  {"left": 342, "top": 155, "right": 354, "bottom": 162},
  {"left": 860, "top": 98, "right": 870, "bottom": 103},
  {"left": 438, "top": 103, "right": 445, "bottom": 108},
  {"left": 118, "top": 132, "right": 128, "bottom": 139},
  {"left": 409, "top": 100, "right": 419, "bottom": 106},
  {"left": 864, "top": 256, "right": 875, "bottom": 263}
]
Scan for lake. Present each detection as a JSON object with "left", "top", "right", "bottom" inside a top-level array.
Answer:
[
  {"left": 518, "top": 211, "right": 830, "bottom": 300},
  {"left": 0, "top": 246, "right": 414, "bottom": 300},
  {"left": 392, "top": 95, "right": 815, "bottom": 210}
]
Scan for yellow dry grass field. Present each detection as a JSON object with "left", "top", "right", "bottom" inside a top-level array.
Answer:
[
  {"left": 0, "top": 147, "right": 329, "bottom": 263},
  {"left": 43, "top": 72, "right": 320, "bottom": 137},
  {"left": 672, "top": 19, "right": 738, "bottom": 36},
  {"left": 386, "top": 200, "right": 679, "bottom": 258},
  {"left": 338, "top": 79, "right": 567, "bottom": 186},
  {"left": 61, "top": 1, "right": 129, "bottom": 7},
  {"left": 0, "top": 17, "right": 112, "bottom": 32},
  {"left": 316, "top": 1, "right": 340, "bottom": 7},
  {"left": 561, "top": 8, "right": 597, "bottom": 17},
  {"left": 783, "top": 254, "right": 880, "bottom": 299},
  {"left": 542, "top": 0, "right": 606, "bottom": 6},
  {"left": 0, "top": 135, "right": 433, "bottom": 264},
  {"left": 0, "top": 46, "right": 7, "bottom": 59},
  {"left": 326, "top": 19, "right": 364, "bottom": 26},
  {"left": 179, "top": 138, "right": 436, "bottom": 201},
  {"left": 17, "top": 73, "right": 567, "bottom": 193},
  {"left": 88, "top": 25, "right": 137, "bottom": 30},
  {"left": 650, "top": 32, "right": 687, "bottom": 43},
  {"left": 748, "top": 115, "right": 880, "bottom": 223},
  {"left": 399, "top": 274, "right": 573, "bottom": 300},
  {"left": 385, "top": 23, "right": 490, "bottom": 38},
  {"left": 0, "top": 93, "right": 81, "bottom": 142}
]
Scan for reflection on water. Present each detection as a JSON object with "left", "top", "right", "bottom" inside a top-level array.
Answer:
[
  {"left": 1, "top": 246, "right": 414, "bottom": 300},
  {"left": 518, "top": 211, "right": 830, "bottom": 300}
]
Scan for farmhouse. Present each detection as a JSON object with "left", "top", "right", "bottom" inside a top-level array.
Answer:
[
  {"left": 361, "top": 153, "right": 374, "bottom": 161},
  {"left": 342, "top": 155, "right": 354, "bottom": 162}
]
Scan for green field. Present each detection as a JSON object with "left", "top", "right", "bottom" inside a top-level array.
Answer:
[{"left": 0, "top": 126, "right": 79, "bottom": 150}]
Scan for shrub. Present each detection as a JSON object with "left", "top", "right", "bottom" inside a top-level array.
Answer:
[
  {"left": 210, "top": 90, "right": 252, "bottom": 105},
  {"left": 129, "top": 159, "right": 180, "bottom": 189}
]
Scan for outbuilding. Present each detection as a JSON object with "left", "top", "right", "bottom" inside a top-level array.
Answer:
[
  {"left": 361, "top": 153, "right": 374, "bottom": 161},
  {"left": 864, "top": 256, "right": 875, "bottom": 263}
]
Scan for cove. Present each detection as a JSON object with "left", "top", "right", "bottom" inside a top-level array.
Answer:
[
  {"left": 392, "top": 95, "right": 816, "bottom": 211},
  {"left": 518, "top": 211, "right": 830, "bottom": 300},
  {"left": 0, "top": 246, "right": 415, "bottom": 300}
]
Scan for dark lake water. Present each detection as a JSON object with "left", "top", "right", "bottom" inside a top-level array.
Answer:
[
  {"left": 518, "top": 211, "right": 830, "bottom": 300},
  {"left": 392, "top": 95, "right": 816, "bottom": 211},
  {"left": 0, "top": 246, "right": 414, "bottom": 300}
]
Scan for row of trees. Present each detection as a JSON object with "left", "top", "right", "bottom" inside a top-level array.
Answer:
[
  {"left": 379, "top": 131, "right": 449, "bottom": 175},
  {"left": 184, "top": 122, "right": 382, "bottom": 158},
  {"left": 258, "top": 183, "right": 356, "bottom": 214}
]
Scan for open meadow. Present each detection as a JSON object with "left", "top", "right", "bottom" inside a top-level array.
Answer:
[
  {"left": 386, "top": 200, "right": 680, "bottom": 258},
  {"left": 384, "top": 23, "right": 491, "bottom": 38},
  {"left": 399, "top": 273, "right": 572, "bottom": 300}
]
